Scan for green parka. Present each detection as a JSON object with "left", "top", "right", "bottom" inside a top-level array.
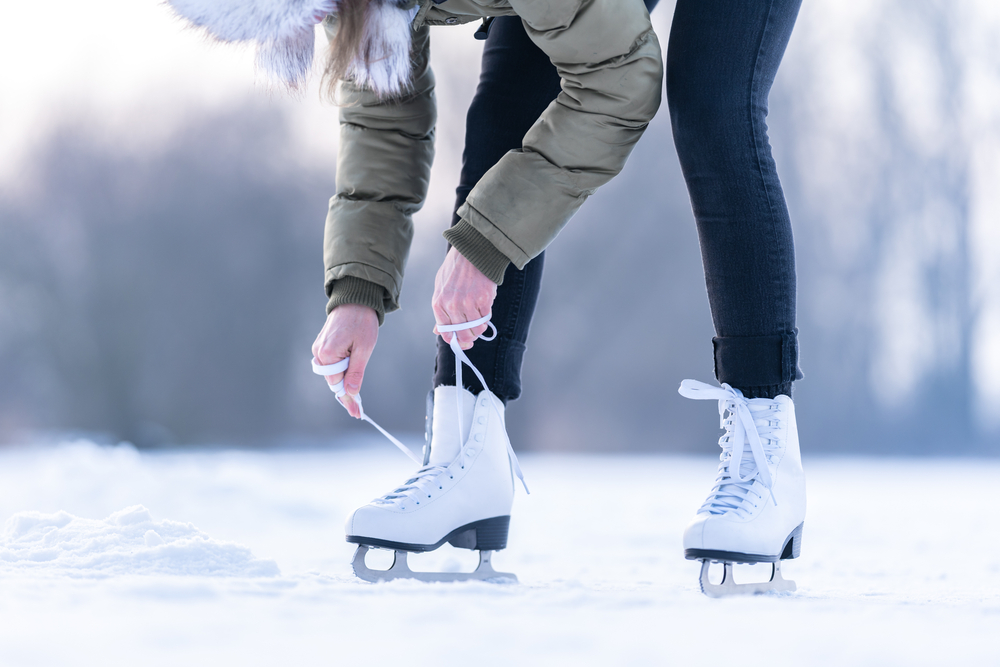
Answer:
[{"left": 324, "top": 0, "right": 663, "bottom": 322}]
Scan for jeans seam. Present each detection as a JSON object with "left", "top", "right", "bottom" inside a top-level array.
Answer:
[
  {"left": 749, "top": 0, "right": 777, "bottom": 221},
  {"left": 750, "top": 0, "right": 795, "bottom": 336},
  {"left": 493, "top": 265, "right": 526, "bottom": 397}
]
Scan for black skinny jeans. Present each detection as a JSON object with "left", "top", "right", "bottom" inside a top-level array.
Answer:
[{"left": 435, "top": 0, "right": 803, "bottom": 401}]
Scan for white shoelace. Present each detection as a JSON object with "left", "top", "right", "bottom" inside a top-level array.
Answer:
[
  {"left": 436, "top": 315, "right": 528, "bottom": 494},
  {"left": 678, "top": 380, "right": 783, "bottom": 517},
  {"left": 310, "top": 356, "right": 421, "bottom": 463},
  {"left": 311, "top": 314, "right": 528, "bottom": 506}
]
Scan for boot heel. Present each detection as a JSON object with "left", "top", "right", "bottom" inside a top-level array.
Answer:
[
  {"left": 781, "top": 522, "right": 804, "bottom": 560},
  {"left": 474, "top": 516, "right": 511, "bottom": 551}
]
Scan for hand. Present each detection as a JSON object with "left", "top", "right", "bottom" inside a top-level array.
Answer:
[
  {"left": 311, "top": 303, "right": 379, "bottom": 418},
  {"left": 432, "top": 247, "right": 497, "bottom": 350}
]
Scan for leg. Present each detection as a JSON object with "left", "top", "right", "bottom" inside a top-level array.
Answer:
[
  {"left": 433, "top": 16, "right": 561, "bottom": 403},
  {"left": 666, "top": 0, "right": 803, "bottom": 399},
  {"left": 668, "top": 0, "right": 807, "bottom": 596},
  {"left": 345, "top": 20, "right": 561, "bottom": 581},
  {"left": 435, "top": 0, "right": 661, "bottom": 402}
]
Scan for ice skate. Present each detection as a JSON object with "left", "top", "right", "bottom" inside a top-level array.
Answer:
[
  {"left": 313, "top": 315, "right": 526, "bottom": 583},
  {"left": 678, "top": 380, "right": 806, "bottom": 598}
]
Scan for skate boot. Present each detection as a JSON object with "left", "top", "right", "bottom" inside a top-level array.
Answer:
[
  {"left": 346, "top": 385, "right": 520, "bottom": 582},
  {"left": 313, "top": 315, "right": 527, "bottom": 583},
  {"left": 678, "top": 380, "right": 806, "bottom": 597}
]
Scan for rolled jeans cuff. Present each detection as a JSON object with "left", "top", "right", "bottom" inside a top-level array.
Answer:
[{"left": 712, "top": 330, "right": 802, "bottom": 390}]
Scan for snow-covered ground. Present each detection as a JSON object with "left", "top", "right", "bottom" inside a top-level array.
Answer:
[{"left": 0, "top": 440, "right": 996, "bottom": 666}]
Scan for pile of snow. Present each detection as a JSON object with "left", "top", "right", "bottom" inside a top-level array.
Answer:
[{"left": 0, "top": 504, "right": 278, "bottom": 578}]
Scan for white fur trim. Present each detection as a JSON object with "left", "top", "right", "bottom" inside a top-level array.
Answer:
[
  {"left": 166, "top": 0, "right": 337, "bottom": 88},
  {"left": 346, "top": 2, "right": 417, "bottom": 98}
]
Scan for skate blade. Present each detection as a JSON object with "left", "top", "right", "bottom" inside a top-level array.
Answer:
[
  {"left": 351, "top": 546, "right": 518, "bottom": 583},
  {"left": 698, "top": 560, "right": 796, "bottom": 598}
]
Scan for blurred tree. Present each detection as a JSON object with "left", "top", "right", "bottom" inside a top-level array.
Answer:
[{"left": 0, "top": 107, "right": 334, "bottom": 445}]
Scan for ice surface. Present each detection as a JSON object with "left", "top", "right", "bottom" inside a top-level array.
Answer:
[{"left": 0, "top": 439, "right": 997, "bottom": 666}]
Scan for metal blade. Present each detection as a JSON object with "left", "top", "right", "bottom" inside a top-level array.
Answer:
[
  {"left": 351, "top": 546, "right": 518, "bottom": 583},
  {"left": 698, "top": 560, "right": 796, "bottom": 598}
]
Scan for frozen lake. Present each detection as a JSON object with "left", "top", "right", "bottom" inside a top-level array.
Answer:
[{"left": 0, "top": 439, "right": 997, "bottom": 665}]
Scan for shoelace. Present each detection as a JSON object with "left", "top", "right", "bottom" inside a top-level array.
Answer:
[
  {"left": 678, "top": 379, "right": 783, "bottom": 516},
  {"left": 369, "top": 464, "right": 451, "bottom": 508},
  {"left": 436, "top": 315, "right": 528, "bottom": 494},
  {"left": 311, "top": 315, "right": 528, "bottom": 504},
  {"left": 310, "top": 356, "right": 421, "bottom": 463}
]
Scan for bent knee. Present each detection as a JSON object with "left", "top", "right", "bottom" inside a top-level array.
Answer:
[{"left": 666, "top": 69, "right": 761, "bottom": 162}]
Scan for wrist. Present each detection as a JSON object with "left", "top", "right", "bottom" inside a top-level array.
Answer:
[
  {"left": 326, "top": 276, "right": 386, "bottom": 325},
  {"left": 443, "top": 220, "right": 511, "bottom": 285}
]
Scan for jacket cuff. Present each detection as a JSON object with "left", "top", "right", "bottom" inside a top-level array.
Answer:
[
  {"left": 326, "top": 276, "right": 386, "bottom": 325},
  {"left": 443, "top": 220, "right": 511, "bottom": 285}
]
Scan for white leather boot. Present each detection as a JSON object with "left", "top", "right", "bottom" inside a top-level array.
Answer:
[
  {"left": 678, "top": 380, "right": 806, "bottom": 596},
  {"left": 346, "top": 385, "right": 518, "bottom": 581}
]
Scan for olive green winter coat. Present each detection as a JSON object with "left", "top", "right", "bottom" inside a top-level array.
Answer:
[{"left": 324, "top": 0, "right": 663, "bottom": 321}]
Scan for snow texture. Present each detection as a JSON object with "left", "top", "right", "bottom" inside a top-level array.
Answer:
[
  {"left": 0, "top": 439, "right": 997, "bottom": 666},
  {"left": 0, "top": 505, "right": 279, "bottom": 578}
]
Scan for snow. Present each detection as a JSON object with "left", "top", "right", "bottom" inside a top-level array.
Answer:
[
  {"left": 0, "top": 440, "right": 997, "bottom": 666},
  {"left": 0, "top": 505, "right": 278, "bottom": 578}
]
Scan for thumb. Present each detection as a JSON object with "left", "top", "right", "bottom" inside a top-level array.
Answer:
[{"left": 344, "top": 346, "right": 372, "bottom": 396}]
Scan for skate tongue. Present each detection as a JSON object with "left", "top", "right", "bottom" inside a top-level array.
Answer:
[
  {"left": 438, "top": 316, "right": 529, "bottom": 494},
  {"left": 735, "top": 441, "right": 758, "bottom": 479},
  {"left": 428, "top": 386, "right": 476, "bottom": 466},
  {"left": 716, "top": 441, "right": 761, "bottom": 499}
]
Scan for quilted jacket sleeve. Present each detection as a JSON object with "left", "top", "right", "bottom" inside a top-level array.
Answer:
[
  {"left": 454, "top": 0, "right": 662, "bottom": 270},
  {"left": 323, "top": 24, "right": 436, "bottom": 319}
]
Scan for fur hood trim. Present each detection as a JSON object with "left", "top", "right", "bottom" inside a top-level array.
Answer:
[
  {"left": 166, "top": 0, "right": 417, "bottom": 96},
  {"left": 344, "top": 1, "right": 417, "bottom": 97}
]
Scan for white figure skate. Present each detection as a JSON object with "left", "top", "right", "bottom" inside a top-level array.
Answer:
[
  {"left": 313, "top": 315, "right": 527, "bottom": 583},
  {"left": 678, "top": 380, "right": 806, "bottom": 597}
]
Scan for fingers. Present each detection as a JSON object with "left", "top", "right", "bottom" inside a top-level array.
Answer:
[
  {"left": 338, "top": 393, "right": 362, "bottom": 419},
  {"left": 325, "top": 371, "right": 347, "bottom": 392},
  {"left": 312, "top": 304, "right": 379, "bottom": 419},
  {"left": 311, "top": 335, "right": 347, "bottom": 391},
  {"left": 456, "top": 325, "right": 480, "bottom": 349},
  {"left": 431, "top": 314, "right": 486, "bottom": 349},
  {"left": 469, "top": 323, "right": 488, "bottom": 339},
  {"left": 343, "top": 344, "right": 372, "bottom": 398},
  {"left": 431, "top": 248, "right": 498, "bottom": 350}
]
